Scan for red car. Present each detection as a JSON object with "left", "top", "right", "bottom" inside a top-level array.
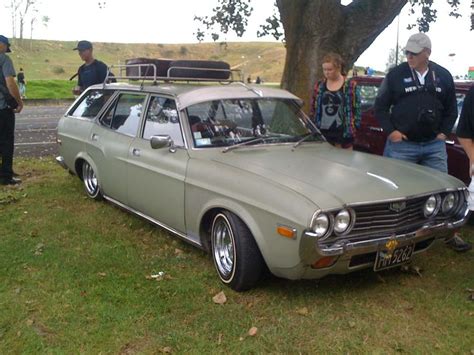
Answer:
[{"left": 352, "top": 76, "right": 474, "bottom": 185}]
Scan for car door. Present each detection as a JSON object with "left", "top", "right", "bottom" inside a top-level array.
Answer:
[
  {"left": 58, "top": 89, "right": 115, "bottom": 170},
  {"left": 86, "top": 92, "right": 147, "bottom": 204},
  {"left": 126, "top": 95, "right": 189, "bottom": 234}
]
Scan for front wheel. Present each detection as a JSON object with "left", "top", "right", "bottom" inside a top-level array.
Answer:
[
  {"left": 82, "top": 161, "right": 103, "bottom": 200},
  {"left": 211, "top": 211, "right": 265, "bottom": 291}
]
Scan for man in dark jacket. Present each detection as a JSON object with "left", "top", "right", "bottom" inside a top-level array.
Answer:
[
  {"left": 0, "top": 35, "right": 23, "bottom": 185},
  {"left": 72, "top": 40, "right": 108, "bottom": 95},
  {"left": 375, "top": 32, "right": 470, "bottom": 252}
]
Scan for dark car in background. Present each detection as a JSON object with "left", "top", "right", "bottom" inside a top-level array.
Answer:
[{"left": 353, "top": 76, "right": 474, "bottom": 185}]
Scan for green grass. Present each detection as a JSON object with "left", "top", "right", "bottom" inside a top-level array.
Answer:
[
  {"left": 24, "top": 80, "right": 76, "bottom": 99},
  {"left": 1, "top": 158, "right": 473, "bottom": 353}
]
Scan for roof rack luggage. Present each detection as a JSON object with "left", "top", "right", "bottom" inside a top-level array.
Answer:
[{"left": 106, "top": 58, "right": 243, "bottom": 84}]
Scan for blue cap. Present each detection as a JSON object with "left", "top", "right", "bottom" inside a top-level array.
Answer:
[
  {"left": 73, "top": 40, "right": 93, "bottom": 51},
  {"left": 0, "top": 35, "right": 12, "bottom": 53}
]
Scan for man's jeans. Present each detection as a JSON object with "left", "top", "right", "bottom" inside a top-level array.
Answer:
[{"left": 383, "top": 138, "right": 448, "bottom": 173}]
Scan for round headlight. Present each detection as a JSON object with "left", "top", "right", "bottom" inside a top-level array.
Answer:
[
  {"left": 423, "top": 195, "right": 439, "bottom": 217},
  {"left": 334, "top": 209, "right": 351, "bottom": 234},
  {"left": 313, "top": 213, "right": 330, "bottom": 237},
  {"left": 442, "top": 193, "right": 456, "bottom": 213}
]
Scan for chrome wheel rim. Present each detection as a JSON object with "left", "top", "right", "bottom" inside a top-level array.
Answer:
[
  {"left": 212, "top": 215, "right": 235, "bottom": 280},
  {"left": 83, "top": 162, "right": 99, "bottom": 197}
]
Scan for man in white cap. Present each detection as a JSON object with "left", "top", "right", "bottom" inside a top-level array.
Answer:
[
  {"left": 375, "top": 32, "right": 470, "bottom": 252},
  {"left": 0, "top": 35, "right": 23, "bottom": 185}
]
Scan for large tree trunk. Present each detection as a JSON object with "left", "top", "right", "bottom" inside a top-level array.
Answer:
[{"left": 277, "top": 0, "right": 407, "bottom": 113}]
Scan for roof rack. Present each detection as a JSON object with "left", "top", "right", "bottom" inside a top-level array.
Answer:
[{"left": 105, "top": 63, "right": 244, "bottom": 85}]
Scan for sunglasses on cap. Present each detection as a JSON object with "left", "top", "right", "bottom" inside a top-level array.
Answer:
[{"left": 405, "top": 50, "right": 423, "bottom": 56}]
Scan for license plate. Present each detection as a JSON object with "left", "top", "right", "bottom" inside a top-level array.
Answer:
[{"left": 374, "top": 243, "right": 414, "bottom": 271}]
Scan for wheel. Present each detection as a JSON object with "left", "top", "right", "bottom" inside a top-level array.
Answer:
[
  {"left": 82, "top": 161, "right": 103, "bottom": 200},
  {"left": 211, "top": 211, "right": 265, "bottom": 291}
]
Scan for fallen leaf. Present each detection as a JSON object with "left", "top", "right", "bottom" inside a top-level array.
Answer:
[
  {"left": 466, "top": 288, "right": 474, "bottom": 293},
  {"left": 174, "top": 248, "right": 184, "bottom": 256},
  {"left": 376, "top": 274, "right": 386, "bottom": 283},
  {"left": 468, "top": 293, "right": 474, "bottom": 302},
  {"left": 239, "top": 337, "right": 244, "bottom": 341},
  {"left": 161, "top": 346, "right": 172, "bottom": 353},
  {"left": 14, "top": 288, "right": 21, "bottom": 294},
  {"left": 248, "top": 327, "right": 258, "bottom": 336},
  {"left": 217, "top": 333, "right": 222, "bottom": 345},
  {"left": 97, "top": 272, "right": 107, "bottom": 277},
  {"left": 212, "top": 291, "right": 227, "bottom": 305},
  {"left": 348, "top": 321, "right": 356, "bottom": 328},
  {"left": 296, "top": 307, "right": 309, "bottom": 316},
  {"left": 26, "top": 319, "right": 34, "bottom": 326}
]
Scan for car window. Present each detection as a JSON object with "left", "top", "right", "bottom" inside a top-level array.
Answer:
[
  {"left": 186, "top": 98, "right": 319, "bottom": 148},
  {"left": 69, "top": 89, "right": 115, "bottom": 118},
  {"left": 143, "top": 96, "right": 184, "bottom": 146},
  {"left": 100, "top": 93, "right": 146, "bottom": 137},
  {"left": 359, "top": 85, "right": 379, "bottom": 112}
]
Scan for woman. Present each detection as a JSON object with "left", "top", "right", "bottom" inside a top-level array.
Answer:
[{"left": 311, "top": 53, "right": 361, "bottom": 149}]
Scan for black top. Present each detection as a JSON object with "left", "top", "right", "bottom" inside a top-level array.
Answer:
[
  {"left": 456, "top": 86, "right": 474, "bottom": 138},
  {"left": 17, "top": 71, "right": 25, "bottom": 84},
  {"left": 374, "top": 61, "right": 457, "bottom": 142},
  {"left": 78, "top": 60, "right": 108, "bottom": 90}
]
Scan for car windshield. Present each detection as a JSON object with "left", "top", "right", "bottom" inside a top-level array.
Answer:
[{"left": 186, "top": 98, "right": 324, "bottom": 148}]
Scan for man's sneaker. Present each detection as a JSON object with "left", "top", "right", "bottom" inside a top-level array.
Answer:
[
  {"left": 446, "top": 233, "right": 472, "bottom": 253},
  {"left": 0, "top": 177, "right": 21, "bottom": 186}
]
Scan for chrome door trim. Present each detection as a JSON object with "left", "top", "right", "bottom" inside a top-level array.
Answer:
[{"left": 103, "top": 195, "right": 203, "bottom": 249}]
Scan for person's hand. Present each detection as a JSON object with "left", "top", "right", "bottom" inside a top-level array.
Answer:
[
  {"left": 388, "top": 130, "right": 407, "bottom": 142},
  {"left": 436, "top": 133, "right": 447, "bottom": 141},
  {"left": 13, "top": 102, "right": 23, "bottom": 113}
]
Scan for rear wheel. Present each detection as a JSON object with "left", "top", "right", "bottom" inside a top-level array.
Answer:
[
  {"left": 82, "top": 161, "right": 103, "bottom": 200},
  {"left": 211, "top": 211, "right": 265, "bottom": 291}
]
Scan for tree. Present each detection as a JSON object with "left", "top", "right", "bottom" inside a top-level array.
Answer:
[{"left": 195, "top": 0, "right": 472, "bottom": 111}]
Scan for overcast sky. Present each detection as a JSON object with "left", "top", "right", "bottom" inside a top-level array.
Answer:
[{"left": 1, "top": 0, "right": 473, "bottom": 76}]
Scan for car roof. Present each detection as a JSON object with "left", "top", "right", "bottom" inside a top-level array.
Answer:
[{"left": 89, "top": 82, "right": 302, "bottom": 109}]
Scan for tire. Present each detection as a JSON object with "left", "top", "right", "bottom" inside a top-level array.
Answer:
[
  {"left": 82, "top": 161, "right": 103, "bottom": 201},
  {"left": 211, "top": 211, "right": 265, "bottom": 291}
]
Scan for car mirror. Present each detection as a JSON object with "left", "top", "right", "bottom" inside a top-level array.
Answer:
[{"left": 150, "top": 135, "right": 175, "bottom": 152}]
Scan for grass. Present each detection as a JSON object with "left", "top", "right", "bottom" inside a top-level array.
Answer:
[
  {"left": 24, "top": 80, "right": 76, "bottom": 100},
  {"left": 1, "top": 158, "right": 473, "bottom": 353}
]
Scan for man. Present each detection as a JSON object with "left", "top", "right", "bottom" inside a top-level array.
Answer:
[
  {"left": 0, "top": 35, "right": 23, "bottom": 186},
  {"left": 72, "top": 40, "right": 108, "bottom": 95},
  {"left": 374, "top": 32, "right": 471, "bottom": 252},
  {"left": 456, "top": 86, "right": 474, "bottom": 234},
  {"left": 17, "top": 67, "right": 26, "bottom": 99}
]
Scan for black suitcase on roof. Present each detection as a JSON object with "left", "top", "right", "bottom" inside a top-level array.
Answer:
[
  {"left": 168, "top": 60, "right": 231, "bottom": 80},
  {"left": 125, "top": 58, "right": 172, "bottom": 78}
]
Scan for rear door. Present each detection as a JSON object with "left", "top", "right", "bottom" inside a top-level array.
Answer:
[{"left": 86, "top": 92, "right": 148, "bottom": 204}]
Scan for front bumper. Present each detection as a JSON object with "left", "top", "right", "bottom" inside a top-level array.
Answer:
[{"left": 272, "top": 208, "right": 469, "bottom": 280}]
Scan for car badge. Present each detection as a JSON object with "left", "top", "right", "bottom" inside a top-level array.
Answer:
[
  {"left": 385, "top": 239, "right": 399, "bottom": 252},
  {"left": 389, "top": 201, "right": 406, "bottom": 213}
]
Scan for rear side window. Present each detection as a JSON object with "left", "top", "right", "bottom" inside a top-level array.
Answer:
[
  {"left": 100, "top": 93, "right": 146, "bottom": 137},
  {"left": 359, "top": 85, "right": 379, "bottom": 112},
  {"left": 69, "top": 90, "right": 114, "bottom": 118}
]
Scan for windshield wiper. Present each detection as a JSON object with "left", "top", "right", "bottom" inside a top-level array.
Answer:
[{"left": 293, "top": 131, "right": 323, "bottom": 149}]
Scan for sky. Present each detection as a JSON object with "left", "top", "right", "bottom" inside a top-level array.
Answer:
[{"left": 1, "top": 0, "right": 473, "bottom": 76}]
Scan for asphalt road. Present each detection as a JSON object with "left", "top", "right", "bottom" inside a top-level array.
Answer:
[{"left": 14, "top": 104, "right": 70, "bottom": 158}]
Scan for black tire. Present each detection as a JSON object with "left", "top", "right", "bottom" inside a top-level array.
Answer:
[
  {"left": 82, "top": 161, "right": 103, "bottom": 201},
  {"left": 211, "top": 211, "right": 265, "bottom": 291},
  {"left": 168, "top": 60, "right": 230, "bottom": 80}
]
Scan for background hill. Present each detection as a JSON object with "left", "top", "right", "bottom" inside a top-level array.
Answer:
[{"left": 9, "top": 39, "right": 287, "bottom": 83}]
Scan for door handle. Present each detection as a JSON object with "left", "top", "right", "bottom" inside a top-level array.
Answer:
[
  {"left": 132, "top": 148, "right": 141, "bottom": 157},
  {"left": 368, "top": 126, "right": 384, "bottom": 132},
  {"left": 91, "top": 133, "right": 99, "bottom": 141}
]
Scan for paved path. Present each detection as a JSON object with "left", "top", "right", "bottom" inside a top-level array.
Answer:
[{"left": 14, "top": 104, "right": 70, "bottom": 158}]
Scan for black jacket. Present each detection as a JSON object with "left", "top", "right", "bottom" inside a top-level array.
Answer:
[
  {"left": 375, "top": 61, "right": 457, "bottom": 142},
  {"left": 456, "top": 86, "right": 474, "bottom": 138}
]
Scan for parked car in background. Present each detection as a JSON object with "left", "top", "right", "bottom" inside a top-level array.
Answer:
[
  {"left": 353, "top": 76, "right": 474, "bottom": 185},
  {"left": 56, "top": 61, "right": 469, "bottom": 291}
]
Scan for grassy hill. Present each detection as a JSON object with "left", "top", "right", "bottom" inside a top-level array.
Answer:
[{"left": 8, "top": 39, "right": 287, "bottom": 83}]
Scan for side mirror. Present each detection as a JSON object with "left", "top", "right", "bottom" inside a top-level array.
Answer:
[{"left": 150, "top": 135, "right": 176, "bottom": 153}]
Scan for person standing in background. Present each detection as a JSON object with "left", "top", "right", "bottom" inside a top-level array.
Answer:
[
  {"left": 17, "top": 67, "right": 26, "bottom": 99},
  {"left": 311, "top": 52, "right": 361, "bottom": 149},
  {"left": 72, "top": 40, "right": 108, "bottom": 95},
  {"left": 0, "top": 35, "right": 23, "bottom": 185}
]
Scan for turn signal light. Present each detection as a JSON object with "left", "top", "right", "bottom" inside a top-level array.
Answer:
[
  {"left": 311, "top": 256, "right": 337, "bottom": 269},
  {"left": 277, "top": 225, "right": 296, "bottom": 239}
]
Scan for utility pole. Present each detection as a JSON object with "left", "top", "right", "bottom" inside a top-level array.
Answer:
[{"left": 395, "top": 15, "right": 400, "bottom": 66}]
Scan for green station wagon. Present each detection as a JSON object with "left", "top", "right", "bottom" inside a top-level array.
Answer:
[{"left": 56, "top": 62, "right": 469, "bottom": 291}]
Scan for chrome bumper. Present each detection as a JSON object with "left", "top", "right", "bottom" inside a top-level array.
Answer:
[{"left": 55, "top": 156, "right": 68, "bottom": 170}]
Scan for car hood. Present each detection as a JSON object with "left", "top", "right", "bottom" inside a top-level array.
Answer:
[{"left": 209, "top": 144, "right": 464, "bottom": 210}]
